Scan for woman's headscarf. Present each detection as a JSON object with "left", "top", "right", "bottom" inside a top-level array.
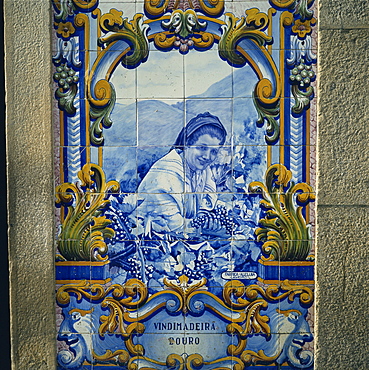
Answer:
[{"left": 173, "top": 112, "right": 227, "bottom": 147}]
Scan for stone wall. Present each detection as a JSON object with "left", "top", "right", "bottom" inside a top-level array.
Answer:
[
  {"left": 5, "top": 0, "right": 56, "bottom": 368},
  {"left": 316, "top": 1, "right": 369, "bottom": 368}
]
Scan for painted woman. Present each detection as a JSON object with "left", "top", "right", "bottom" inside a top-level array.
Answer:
[{"left": 136, "top": 112, "right": 227, "bottom": 236}]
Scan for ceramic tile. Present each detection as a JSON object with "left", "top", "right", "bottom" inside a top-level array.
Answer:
[
  {"left": 228, "top": 1, "right": 273, "bottom": 18},
  {"left": 137, "top": 145, "right": 182, "bottom": 187},
  {"left": 114, "top": 250, "right": 144, "bottom": 281},
  {"left": 55, "top": 147, "right": 88, "bottom": 183},
  {"left": 111, "top": 62, "right": 137, "bottom": 98},
  {"left": 184, "top": 319, "right": 229, "bottom": 336},
  {"left": 54, "top": 0, "right": 317, "bottom": 368},
  {"left": 137, "top": 51, "right": 184, "bottom": 99},
  {"left": 57, "top": 338, "right": 93, "bottom": 370},
  {"left": 57, "top": 292, "right": 95, "bottom": 339},
  {"left": 100, "top": 99, "right": 138, "bottom": 146},
  {"left": 185, "top": 100, "right": 233, "bottom": 144},
  {"left": 258, "top": 250, "right": 315, "bottom": 286},
  {"left": 104, "top": 196, "right": 138, "bottom": 254},
  {"left": 277, "top": 332, "right": 314, "bottom": 368},
  {"left": 232, "top": 59, "right": 317, "bottom": 99},
  {"left": 233, "top": 145, "right": 268, "bottom": 189},
  {"left": 55, "top": 248, "right": 92, "bottom": 282},
  {"left": 137, "top": 99, "right": 185, "bottom": 146},
  {"left": 140, "top": 333, "right": 186, "bottom": 363},
  {"left": 98, "top": 2, "right": 138, "bottom": 26},
  {"left": 184, "top": 50, "right": 234, "bottom": 98},
  {"left": 145, "top": 314, "right": 187, "bottom": 335},
  {"left": 99, "top": 0, "right": 137, "bottom": 3},
  {"left": 306, "top": 301, "right": 315, "bottom": 335},
  {"left": 233, "top": 97, "right": 267, "bottom": 146},
  {"left": 103, "top": 146, "right": 138, "bottom": 189},
  {"left": 92, "top": 331, "right": 125, "bottom": 367},
  {"left": 184, "top": 192, "right": 233, "bottom": 241},
  {"left": 52, "top": 37, "right": 85, "bottom": 66},
  {"left": 231, "top": 193, "right": 262, "bottom": 233}
]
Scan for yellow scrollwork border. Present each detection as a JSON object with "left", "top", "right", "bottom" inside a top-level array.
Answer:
[{"left": 57, "top": 276, "right": 313, "bottom": 368}]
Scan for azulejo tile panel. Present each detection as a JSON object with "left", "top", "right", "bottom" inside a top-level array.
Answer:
[{"left": 53, "top": 0, "right": 317, "bottom": 369}]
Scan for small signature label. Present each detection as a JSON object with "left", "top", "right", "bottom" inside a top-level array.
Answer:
[{"left": 221, "top": 271, "right": 258, "bottom": 280}]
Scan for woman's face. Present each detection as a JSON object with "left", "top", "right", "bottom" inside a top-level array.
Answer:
[{"left": 185, "top": 134, "right": 222, "bottom": 171}]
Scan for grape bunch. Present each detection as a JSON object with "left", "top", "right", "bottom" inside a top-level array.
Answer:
[
  {"left": 174, "top": 36, "right": 194, "bottom": 53},
  {"left": 54, "top": 64, "right": 79, "bottom": 90},
  {"left": 194, "top": 253, "right": 213, "bottom": 273},
  {"left": 290, "top": 59, "right": 315, "bottom": 87},
  {"left": 127, "top": 260, "right": 158, "bottom": 281},
  {"left": 191, "top": 205, "right": 235, "bottom": 235},
  {"left": 127, "top": 255, "right": 142, "bottom": 280},
  {"left": 108, "top": 211, "right": 133, "bottom": 246},
  {"left": 145, "top": 264, "right": 155, "bottom": 280},
  {"left": 182, "top": 265, "right": 204, "bottom": 281}
]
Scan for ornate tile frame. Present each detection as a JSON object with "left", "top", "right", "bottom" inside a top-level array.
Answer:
[{"left": 51, "top": 1, "right": 317, "bottom": 369}]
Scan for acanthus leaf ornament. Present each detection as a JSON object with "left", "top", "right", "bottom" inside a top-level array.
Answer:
[
  {"left": 162, "top": 10, "right": 206, "bottom": 39},
  {"left": 291, "top": 83, "right": 314, "bottom": 114},
  {"left": 153, "top": 32, "right": 177, "bottom": 50},
  {"left": 53, "top": 16, "right": 81, "bottom": 116},
  {"left": 144, "top": 0, "right": 170, "bottom": 18},
  {"left": 241, "top": 349, "right": 280, "bottom": 366},
  {"left": 219, "top": 9, "right": 272, "bottom": 66},
  {"left": 89, "top": 82, "right": 116, "bottom": 146},
  {"left": 223, "top": 279, "right": 314, "bottom": 308},
  {"left": 55, "top": 163, "right": 120, "bottom": 261},
  {"left": 227, "top": 298, "right": 271, "bottom": 358},
  {"left": 53, "top": 0, "right": 99, "bottom": 21},
  {"left": 287, "top": 35, "right": 316, "bottom": 66},
  {"left": 53, "top": 0, "right": 74, "bottom": 21},
  {"left": 253, "top": 89, "right": 280, "bottom": 144},
  {"left": 56, "top": 278, "right": 147, "bottom": 307},
  {"left": 248, "top": 164, "right": 315, "bottom": 261},
  {"left": 225, "top": 280, "right": 313, "bottom": 367},
  {"left": 98, "top": 10, "right": 149, "bottom": 67},
  {"left": 294, "top": 0, "right": 314, "bottom": 20},
  {"left": 270, "top": 0, "right": 314, "bottom": 21},
  {"left": 53, "top": 38, "right": 82, "bottom": 67},
  {"left": 92, "top": 349, "right": 130, "bottom": 367},
  {"left": 192, "top": 32, "right": 215, "bottom": 49},
  {"left": 219, "top": 9, "right": 281, "bottom": 144},
  {"left": 163, "top": 274, "right": 207, "bottom": 313},
  {"left": 87, "top": 9, "right": 149, "bottom": 145},
  {"left": 198, "top": 0, "right": 224, "bottom": 17},
  {"left": 286, "top": 14, "right": 317, "bottom": 114},
  {"left": 159, "top": 9, "right": 208, "bottom": 52},
  {"left": 144, "top": 0, "right": 224, "bottom": 18}
]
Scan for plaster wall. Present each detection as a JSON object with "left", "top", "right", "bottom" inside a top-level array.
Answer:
[{"left": 4, "top": 0, "right": 369, "bottom": 369}]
